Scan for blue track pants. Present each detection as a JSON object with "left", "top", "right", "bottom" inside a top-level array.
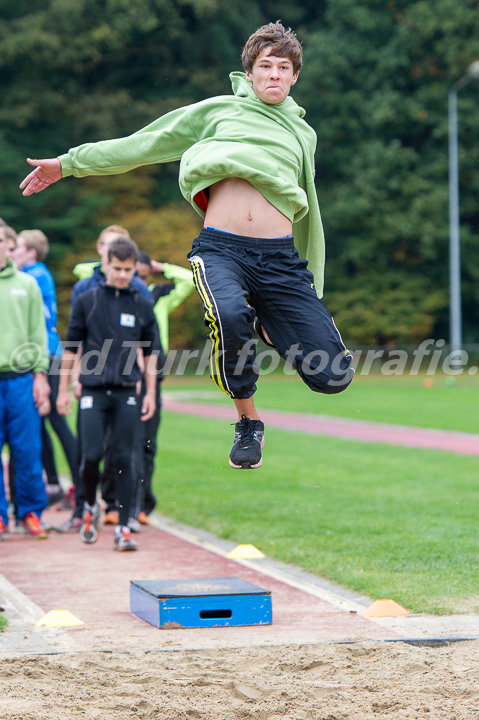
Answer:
[{"left": 0, "top": 375, "right": 47, "bottom": 524}]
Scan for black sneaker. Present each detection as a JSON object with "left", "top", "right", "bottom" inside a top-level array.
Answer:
[{"left": 229, "top": 415, "right": 265, "bottom": 469}]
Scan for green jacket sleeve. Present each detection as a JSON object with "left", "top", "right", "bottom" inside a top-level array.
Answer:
[
  {"left": 152, "top": 264, "right": 195, "bottom": 354},
  {"left": 160, "top": 263, "right": 195, "bottom": 314},
  {"left": 59, "top": 105, "right": 200, "bottom": 178}
]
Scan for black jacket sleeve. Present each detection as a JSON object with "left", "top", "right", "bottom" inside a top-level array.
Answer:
[{"left": 65, "top": 293, "right": 89, "bottom": 352}]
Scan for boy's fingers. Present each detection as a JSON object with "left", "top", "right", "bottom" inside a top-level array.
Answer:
[{"left": 19, "top": 169, "right": 38, "bottom": 189}]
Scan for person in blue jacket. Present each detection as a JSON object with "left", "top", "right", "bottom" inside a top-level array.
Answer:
[{"left": 14, "top": 229, "right": 78, "bottom": 505}]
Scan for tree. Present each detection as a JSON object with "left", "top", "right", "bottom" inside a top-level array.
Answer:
[{"left": 297, "top": 0, "right": 479, "bottom": 344}]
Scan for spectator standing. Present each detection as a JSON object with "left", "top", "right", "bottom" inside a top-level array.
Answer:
[
  {"left": 56, "top": 238, "right": 159, "bottom": 551},
  {"left": 14, "top": 230, "right": 78, "bottom": 504},
  {"left": 58, "top": 225, "right": 153, "bottom": 531},
  {"left": 0, "top": 224, "right": 50, "bottom": 539}
]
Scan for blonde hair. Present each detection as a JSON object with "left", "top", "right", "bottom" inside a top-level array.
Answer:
[
  {"left": 18, "top": 229, "right": 49, "bottom": 262},
  {"left": 242, "top": 21, "right": 303, "bottom": 74},
  {"left": 98, "top": 224, "right": 130, "bottom": 243}
]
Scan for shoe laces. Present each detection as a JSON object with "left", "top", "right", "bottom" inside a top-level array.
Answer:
[{"left": 234, "top": 415, "right": 259, "bottom": 448}]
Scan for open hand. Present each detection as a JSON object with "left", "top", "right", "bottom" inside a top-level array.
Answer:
[{"left": 20, "top": 158, "right": 62, "bottom": 196}]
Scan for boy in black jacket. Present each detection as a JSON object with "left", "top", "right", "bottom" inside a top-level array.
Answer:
[{"left": 57, "top": 238, "right": 159, "bottom": 551}]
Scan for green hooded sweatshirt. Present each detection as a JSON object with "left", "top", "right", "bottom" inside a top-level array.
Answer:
[
  {"left": 59, "top": 73, "right": 326, "bottom": 296},
  {"left": 0, "top": 260, "right": 49, "bottom": 374}
]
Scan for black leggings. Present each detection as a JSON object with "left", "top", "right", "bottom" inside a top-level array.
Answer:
[
  {"left": 79, "top": 387, "right": 139, "bottom": 527},
  {"left": 42, "top": 368, "right": 78, "bottom": 486}
]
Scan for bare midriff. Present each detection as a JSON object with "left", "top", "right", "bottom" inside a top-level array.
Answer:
[{"left": 203, "top": 178, "right": 292, "bottom": 238}]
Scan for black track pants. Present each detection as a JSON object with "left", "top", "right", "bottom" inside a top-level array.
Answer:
[
  {"left": 188, "top": 228, "right": 354, "bottom": 399},
  {"left": 78, "top": 387, "right": 139, "bottom": 528}
]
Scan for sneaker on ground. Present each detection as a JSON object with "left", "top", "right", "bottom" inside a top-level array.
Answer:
[
  {"left": 128, "top": 517, "right": 142, "bottom": 533},
  {"left": 54, "top": 515, "right": 83, "bottom": 533},
  {"left": 0, "top": 519, "right": 8, "bottom": 539},
  {"left": 114, "top": 526, "right": 137, "bottom": 552},
  {"left": 45, "top": 484, "right": 66, "bottom": 508},
  {"left": 229, "top": 414, "right": 265, "bottom": 469},
  {"left": 20, "top": 512, "right": 48, "bottom": 538},
  {"left": 138, "top": 511, "right": 149, "bottom": 524},
  {"left": 104, "top": 510, "right": 119, "bottom": 525},
  {"left": 57, "top": 486, "right": 76, "bottom": 511},
  {"left": 80, "top": 504, "right": 101, "bottom": 544}
]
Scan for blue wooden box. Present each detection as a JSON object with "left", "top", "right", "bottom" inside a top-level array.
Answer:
[{"left": 130, "top": 576, "right": 272, "bottom": 629}]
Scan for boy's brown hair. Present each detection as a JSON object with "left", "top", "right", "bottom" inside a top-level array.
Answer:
[
  {"left": 242, "top": 21, "right": 303, "bottom": 74},
  {"left": 18, "top": 229, "right": 49, "bottom": 262},
  {"left": 107, "top": 237, "right": 139, "bottom": 263}
]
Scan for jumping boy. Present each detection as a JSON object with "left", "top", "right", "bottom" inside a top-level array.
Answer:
[{"left": 20, "top": 21, "right": 354, "bottom": 470}]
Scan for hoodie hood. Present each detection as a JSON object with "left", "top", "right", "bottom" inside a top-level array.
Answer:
[
  {"left": 0, "top": 258, "right": 17, "bottom": 278},
  {"left": 229, "top": 71, "right": 306, "bottom": 119}
]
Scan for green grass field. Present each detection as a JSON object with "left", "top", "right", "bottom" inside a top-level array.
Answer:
[
  {"left": 150, "top": 374, "right": 479, "bottom": 615},
  {"left": 164, "top": 371, "right": 479, "bottom": 432}
]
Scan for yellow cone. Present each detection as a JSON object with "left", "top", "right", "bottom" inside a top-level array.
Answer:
[
  {"left": 36, "top": 610, "right": 84, "bottom": 627},
  {"left": 360, "top": 599, "right": 410, "bottom": 618},
  {"left": 227, "top": 544, "right": 265, "bottom": 559}
]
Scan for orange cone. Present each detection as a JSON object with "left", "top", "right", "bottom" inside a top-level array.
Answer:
[{"left": 360, "top": 599, "right": 410, "bottom": 618}]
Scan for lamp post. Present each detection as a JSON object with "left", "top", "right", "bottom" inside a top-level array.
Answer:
[{"left": 448, "top": 60, "right": 479, "bottom": 357}]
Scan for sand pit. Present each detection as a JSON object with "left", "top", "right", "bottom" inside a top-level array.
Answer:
[
  {"left": 1, "top": 639, "right": 479, "bottom": 719},
  {"left": 2, "top": 512, "right": 478, "bottom": 718}
]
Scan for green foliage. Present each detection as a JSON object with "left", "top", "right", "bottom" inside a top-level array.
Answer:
[
  {"left": 0, "top": 0, "right": 478, "bottom": 345},
  {"left": 297, "top": 0, "right": 479, "bottom": 343}
]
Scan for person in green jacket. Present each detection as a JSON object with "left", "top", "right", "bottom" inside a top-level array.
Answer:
[
  {"left": 0, "top": 224, "right": 51, "bottom": 538},
  {"left": 20, "top": 21, "right": 354, "bottom": 470}
]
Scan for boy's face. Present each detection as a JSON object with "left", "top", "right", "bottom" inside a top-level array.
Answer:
[
  {"left": 14, "top": 235, "right": 35, "bottom": 269},
  {"left": 105, "top": 254, "right": 136, "bottom": 290},
  {"left": 97, "top": 231, "right": 121, "bottom": 266},
  {"left": 6, "top": 237, "right": 16, "bottom": 260},
  {"left": 135, "top": 260, "right": 152, "bottom": 284},
  {"left": 245, "top": 48, "right": 298, "bottom": 105}
]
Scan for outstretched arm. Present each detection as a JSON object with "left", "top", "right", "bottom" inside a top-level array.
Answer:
[{"left": 20, "top": 158, "right": 62, "bottom": 196}]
